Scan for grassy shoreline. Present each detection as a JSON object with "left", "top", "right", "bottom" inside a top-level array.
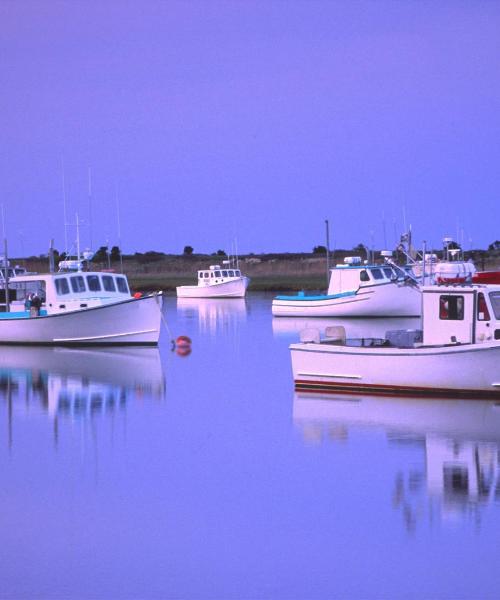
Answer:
[
  {"left": 21, "top": 250, "right": 500, "bottom": 293},
  {"left": 128, "top": 274, "right": 328, "bottom": 292}
]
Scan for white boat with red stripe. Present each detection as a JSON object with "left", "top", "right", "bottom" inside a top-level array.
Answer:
[{"left": 290, "top": 283, "right": 500, "bottom": 398}]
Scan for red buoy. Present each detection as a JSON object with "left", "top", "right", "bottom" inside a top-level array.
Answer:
[
  {"left": 133, "top": 292, "right": 142, "bottom": 299},
  {"left": 176, "top": 335, "right": 192, "bottom": 347}
]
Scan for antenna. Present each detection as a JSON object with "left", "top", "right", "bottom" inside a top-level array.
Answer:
[
  {"left": 61, "top": 157, "right": 68, "bottom": 254},
  {"left": 76, "top": 213, "right": 81, "bottom": 265},
  {"left": 115, "top": 181, "right": 123, "bottom": 273},
  {"left": 88, "top": 166, "right": 93, "bottom": 250},
  {"left": 325, "top": 219, "right": 330, "bottom": 288}
]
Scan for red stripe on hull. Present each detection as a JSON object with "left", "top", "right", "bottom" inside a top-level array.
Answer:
[{"left": 294, "top": 379, "right": 500, "bottom": 400}]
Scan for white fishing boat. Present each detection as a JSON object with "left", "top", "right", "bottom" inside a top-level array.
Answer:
[
  {"left": 176, "top": 263, "right": 250, "bottom": 298},
  {"left": 272, "top": 257, "right": 420, "bottom": 317},
  {"left": 0, "top": 267, "right": 162, "bottom": 345},
  {"left": 290, "top": 283, "right": 500, "bottom": 398}
]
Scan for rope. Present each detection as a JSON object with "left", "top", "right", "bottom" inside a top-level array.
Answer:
[{"left": 154, "top": 293, "right": 176, "bottom": 347}]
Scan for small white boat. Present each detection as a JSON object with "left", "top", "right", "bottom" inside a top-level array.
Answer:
[
  {"left": 272, "top": 257, "right": 420, "bottom": 317},
  {"left": 290, "top": 283, "right": 500, "bottom": 398},
  {"left": 0, "top": 268, "right": 162, "bottom": 345},
  {"left": 176, "top": 264, "right": 250, "bottom": 298}
]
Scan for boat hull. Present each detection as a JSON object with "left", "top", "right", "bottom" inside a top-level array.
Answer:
[
  {"left": 176, "top": 277, "right": 249, "bottom": 298},
  {"left": 273, "top": 282, "right": 421, "bottom": 317},
  {"left": 290, "top": 341, "right": 500, "bottom": 398},
  {"left": 0, "top": 293, "right": 163, "bottom": 345}
]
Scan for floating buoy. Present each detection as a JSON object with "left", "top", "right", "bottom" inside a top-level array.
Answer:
[
  {"left": 174, "top": 335, "right": 192, "bottom": 357},
  {"left": 176, "top": 335, "right": 192, "bottom": 347},
  {"left": 133, "top": 292, "right": 142, "bottom": 299}
]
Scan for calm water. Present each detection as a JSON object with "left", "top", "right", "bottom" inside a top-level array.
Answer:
[{"left": 1, "top": 293, "right": 500, "bottom": 599}]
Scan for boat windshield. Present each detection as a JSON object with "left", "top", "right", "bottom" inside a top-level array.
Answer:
[{"left": 488, "top": 291, "right": 500, "bottom": 319}]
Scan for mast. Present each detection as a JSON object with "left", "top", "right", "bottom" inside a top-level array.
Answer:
[
  {"left": 325, "top": 219, "right": 330, "bottom": 287},
  {"left": 61, "top": 157, "right": 68, "bottom": 255},
  {"left": 3, "top": 238, "right": 9, "bottom": 313},
  {"left": 88, "top": 166, "right": 93, "bottom": 250},
  {"left": 76, "top": 213, "right": 81, "bottom": 268},
  {"left": 115, "top": 182, "right": 123, "bottom": 273}
]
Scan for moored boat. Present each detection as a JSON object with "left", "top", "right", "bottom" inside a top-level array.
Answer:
[
  {"left": 272, "top": 257, "right": 421, "bottom": 317},
  {"left": 0, "top": 268, "right": 162, "bottom": 345},
  {"left": 176, "top": 264, "right": 250, "bottom": 298},
  {"left": 290, "top": 283, "right": 500, "bottom": 397}
]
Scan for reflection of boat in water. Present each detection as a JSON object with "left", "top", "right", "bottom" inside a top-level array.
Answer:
[
  {"left": 176, "top": 297, "right": 247, "bottom": 334},
  {"left": 272, "top": 316, "right": 420, "bottom": 339},
  {"left": 0, "top": 346, "right": 165, "bottom": 424},
  {"left": 294, "top": 392, "right": 500, "bottom": 527}
]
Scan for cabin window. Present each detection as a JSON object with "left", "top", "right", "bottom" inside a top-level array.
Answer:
[
  {"left": 70, "top": 275, "right": 86, "bottom": 293},
  {"left": 116, "top": 277, "right": 129, "bottom": 294},
  {"left": 10, "top": 280, "right": 46, "bottom": 301},
  {"left": 210, "top": 272, "right": 214, "bottom": 278},
  {"left": 360, "top": 270, "right": 370, "bottom": 282},
  {"left": 477, "top": 293, "right": 491, "bottom": 321},
  {"left": 439, "top": 295, "right": 464, "bottom": 320},
  {"left": 383, "top": 267, "right": 394, "bottom": 280},
  {"left": 55, "top": 278, "right": 70, "bottom": 295},
  {"left": 489, "top": 292, "right": 500, "bottom": 319},
  {"left": 102, "top": 275, "right": 116, "bottom": 292},
  {"left": 198, "top": 273, "right": 203, "bottom": 279},
  {"left": 371, "top": 268, "right": 384, "bottom": 280},
  {"left": 204, "top": 272, "right": 209, "bottom": 278},
  {"left": 228, "top": 270, "right": 234, "bottom": 277},
  {"left": 215, "top": 271, "right": 221, "bottom": 277},
  {"left": 235, "top": 270, "right": 241, "bottom": 277},
  {"left": 87, "top": 275, "right": 101, "bottom": 291},
  {"left": 222, "top": 270, "right": 228, "bottom": 277}
]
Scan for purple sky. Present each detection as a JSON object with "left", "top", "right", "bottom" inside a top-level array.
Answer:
[{"left": 1, "top": 1, "right": 499, "bottom": 256}]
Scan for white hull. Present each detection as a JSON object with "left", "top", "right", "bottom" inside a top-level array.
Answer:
[
  {"left": 290, "top": 341, "right": 500, "bottom": 397},
  {"left": 0, "top": 293, "right": 162, "bottom": 345},
  {"left": 272, "top": 282, "right": 421, "bottom": 317},
  {"left": 176, "top": 277, "right": 249, "bottom": 298}
]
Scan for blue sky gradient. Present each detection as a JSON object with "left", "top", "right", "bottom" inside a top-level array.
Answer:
[{"left": 1, "top": 1, "right": 499, "bottom": 256}]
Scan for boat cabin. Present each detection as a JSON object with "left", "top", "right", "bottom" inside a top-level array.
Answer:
[
  {"left": 422, "top": 284, "right": 500, "bottom": 346},
  {"left": 1, "top": 271, "right": 131, "bottom": 315},
  {"left": 197, "top": 264, "right": 242, "bottom": 287},
  {"left": 327, "top": 257, "right": 398, "bottom": 295}
]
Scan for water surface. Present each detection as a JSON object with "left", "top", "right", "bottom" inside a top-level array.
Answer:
[{"left": 1, "top": 293, "right": 500, "bottom": 599}]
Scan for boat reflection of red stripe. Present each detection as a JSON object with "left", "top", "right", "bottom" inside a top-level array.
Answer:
[{"left": 294, "top": 379, "right": 500, "bottom": 400}]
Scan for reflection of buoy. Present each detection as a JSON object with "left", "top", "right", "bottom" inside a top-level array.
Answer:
[
  {"left": 133, "top": 292, "right": 142, "bottom": 299},
  {"left": 176, "top": 346, "right": 192, "bottom": 357}
]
